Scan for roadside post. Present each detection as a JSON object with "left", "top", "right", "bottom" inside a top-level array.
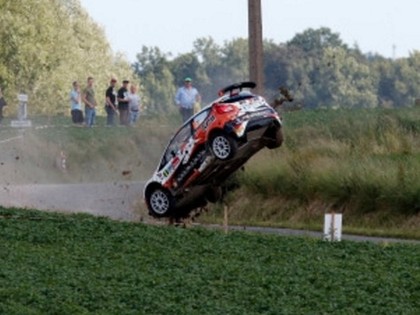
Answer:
[
  {"left": 224, "top": 204, "right": 229, "bottom": 234},
  {"left": 323, "top": 213, "right": 342, "bottom": 241},
  {"left": 11, "top": 94, "right": 32, "bottom": 127}
]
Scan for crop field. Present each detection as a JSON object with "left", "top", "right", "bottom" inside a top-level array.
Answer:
[{"left": 1, "top": 208, "right": 419, "bottom": 314}]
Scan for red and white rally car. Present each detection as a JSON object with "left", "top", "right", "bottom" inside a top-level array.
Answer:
[{"left": 144, "top": 81, "right": 284, "bottom": 219}]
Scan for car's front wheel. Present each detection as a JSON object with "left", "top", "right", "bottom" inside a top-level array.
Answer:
[
  {"left": 147, "top": 187, "right": 174, "bottom": 217},
  {"left": 209, "top": 132, "right": 237, "bottom": 160}
]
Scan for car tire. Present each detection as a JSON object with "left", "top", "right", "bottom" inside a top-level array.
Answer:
[
  {"left": 205, "top": 186, "right": 223, "bottom": 203},
  {"left": 209, "top": 132, "right": 237, "bottom": 160},
  {"left": 266, "top": 128, "right": 283, "bottom": 149},
  {"left": 147, "top": 187, "right": 174, "bottom": 218}
]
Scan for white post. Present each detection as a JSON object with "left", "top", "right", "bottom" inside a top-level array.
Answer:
[
  {"left": 11, "top": 94, "right": 32, "bottom": 127},
  {"left": 324, "top": 213, "right": 342, "bottom": 241},
  {"left": 18, "top": 94, "right": 28, "bottom": 120}
]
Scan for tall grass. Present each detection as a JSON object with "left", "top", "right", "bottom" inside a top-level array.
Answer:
[
  {"left": 203, "top": 107, "right": 420, "bottom": 237},
  {"left": 2, "top": 110, "right": 420, "bottom": 237}
]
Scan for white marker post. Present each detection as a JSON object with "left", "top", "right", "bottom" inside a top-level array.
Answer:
[
  {"left": 11, "top": 94, "right": 32, "bottom": 127},
  {"left": 323, "top": 213, "right": 342, "bottom": 241}
]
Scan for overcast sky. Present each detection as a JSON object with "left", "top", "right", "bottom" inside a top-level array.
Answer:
[{"left": 80, "top": 0, "right": 419, "bottom": 62}]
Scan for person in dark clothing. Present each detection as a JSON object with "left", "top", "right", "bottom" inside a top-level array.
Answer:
[
  {"left": 117, "top": 80, "right": 130, "bottom": 125},
  {"left": 0, "top": 87, "right": 7, "bottom": 125},
  {"left": 105, "top": 78, "right": 118, "bottom": 126}
]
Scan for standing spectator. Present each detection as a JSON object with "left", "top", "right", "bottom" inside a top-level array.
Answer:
[
  {"left": 69, "top": 81, "right": 84, "bottom": 125},
  {"left": 0, "top": 87, "right": 7, "bottom": 126},
  {"left": 82, "top": 76, "right": 97, "bottom": 127},
  {"left": 175, "top": 77, "right": 201, "bottom": 123},
  {"left": 117, "top": 80, "right": 130, "bottom": 125},
  {"left": 105, "top": 78, "right": 118, "bottom": 126},
  {"left": 127, "top": 84, "right": 141, "bottom": 126}
]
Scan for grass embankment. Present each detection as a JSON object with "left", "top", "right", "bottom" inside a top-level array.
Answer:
[
  {"left": 1, "top": 208, "right": 419, "bottom": 314},
  {"left": 1, "top": 109, "right": 419, "bottom": 238},
  {"left": 0, "top": 115, "right": 176, "bottom": 184},
  {"left": 201, "top": 107, "right": 420, "bottom": 239}
]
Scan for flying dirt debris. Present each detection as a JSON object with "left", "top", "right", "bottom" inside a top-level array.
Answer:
[
  {"left": 143, "top": 81, "right": 292, "bottom": 221},
  {"left": 55, "top": 151, "right": 67, "bottom": 173},
  {"left": 272, "top": 86, "right": 294, "bottom": 109}
]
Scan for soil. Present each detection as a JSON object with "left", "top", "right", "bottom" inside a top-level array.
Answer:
[
  {"left": 0, "top": 130, "right": 153, "bottom": 222},
  {"left": 0, "top": 181, "right": 149, "bottom": 222}
]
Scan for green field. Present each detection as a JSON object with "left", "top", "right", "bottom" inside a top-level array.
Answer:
[{"left": 1, "top": 208, "right": 419, "bottom": 314}]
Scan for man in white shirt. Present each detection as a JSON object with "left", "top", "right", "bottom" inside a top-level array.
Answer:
[{"left": 175, "top": 77, "right": 201, "bottom": 123}]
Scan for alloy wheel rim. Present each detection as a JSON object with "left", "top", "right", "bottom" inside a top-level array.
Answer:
[
  {"left": 150, "top": 190, "right": 169, "bottom": 214},
  {"left": 213, "top": 136, "right": 230, "bottom": 159}
]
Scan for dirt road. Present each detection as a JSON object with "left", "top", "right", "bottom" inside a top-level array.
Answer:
[
  {"left": 0, "top": 181, "right": 146, "bottom": 221},
  {"left": 1, "top": 181, "right": 419, "bottom": 244}
]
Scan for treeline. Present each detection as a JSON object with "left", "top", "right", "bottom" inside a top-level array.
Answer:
[
  {"left": 134, "top": 27, "right": 420, "bottom": 113},
  {"left": 0, "top": 0, "right": 134, "bottom": 115},
  {"left": 1, "top": 0, "right": 419, "bottom": 116}
]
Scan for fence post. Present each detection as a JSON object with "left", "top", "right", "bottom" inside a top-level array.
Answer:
[{"left": 324, "top": 213, "right": 342, "bottom": 241}]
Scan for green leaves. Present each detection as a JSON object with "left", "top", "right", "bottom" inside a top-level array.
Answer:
[
  {"left": 0, "top": 208, "right": 419, "bottom": 314},
  {"left": 0, "top": 0, "right": 134, "bottom": 116}
]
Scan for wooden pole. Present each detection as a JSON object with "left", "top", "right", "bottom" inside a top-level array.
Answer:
[
  {"left": 248, "top": 0, "right": 264, "bottom": 96},
  {"left": 224, "top": 203, "right": 229, "bottom": 234}
]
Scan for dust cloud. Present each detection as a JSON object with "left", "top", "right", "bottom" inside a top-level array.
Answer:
[{"left": 0, "top": 126, "right": 164, "bottom": 221}]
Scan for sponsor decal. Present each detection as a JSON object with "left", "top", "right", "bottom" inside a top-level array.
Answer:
[
  {"left": 159, "top": 154, "right": 182, "bottom": 181},
  {"left": 201, "top": 114, "right": 216, "bottom": 131},
  {"left": 182, "top": 138, "right": 196, "bottom": 164},
  {"left": 172, "top": 156, "right": 180, "bottom": 166}
]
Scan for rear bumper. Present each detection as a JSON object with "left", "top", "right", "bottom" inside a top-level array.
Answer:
[{"left": 246, "top": 116, "right": 280, "bottom": 133}]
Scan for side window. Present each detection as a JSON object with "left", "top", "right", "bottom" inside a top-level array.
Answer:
[
  {"left": 192, "top": 109, "right": 210, "bottom": 130},
  {"left": 160, "top": 124, "right": 192, "bottom": 168}
]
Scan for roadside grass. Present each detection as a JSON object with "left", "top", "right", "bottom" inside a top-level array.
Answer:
[
  {"left": 200, "top": 107, "right": 420, "bottom": 239},
  {"left": 0, "top": 115, "right": 178, "bottom": 184},
  {"left": 1, "top": 207, "right": 419, "bottom": 315},
  {"left": 2, "top": 108, "right": 420, "bottom": 239}
]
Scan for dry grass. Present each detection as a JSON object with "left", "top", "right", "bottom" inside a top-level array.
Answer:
[{"left": 200, "top": 108, "right": 420, "bottom": 239}]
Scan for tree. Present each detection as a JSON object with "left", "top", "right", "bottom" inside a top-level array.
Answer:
[
  {"left": 287, "top": 27, "right": 347, "bottom": 53},
  {"left": 316, "top": 47, "right": 378, "bottom": 108},
  {"left": 0, "top": 0, "right": 134, "bottom": 115},
  {"left": 219, "top": 38, "right": 249, "bottom": 87},
  {"left": 133, "top": 46, "right": 175, "bottom": 114}
]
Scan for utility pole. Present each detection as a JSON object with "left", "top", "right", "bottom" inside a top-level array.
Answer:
[{"left": 248, "top": 0, "right": 264, "bottom": 96}]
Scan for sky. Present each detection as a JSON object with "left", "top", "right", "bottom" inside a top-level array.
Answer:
[{"left": 80, "top": 0, "right": 419, "bottom": 62}]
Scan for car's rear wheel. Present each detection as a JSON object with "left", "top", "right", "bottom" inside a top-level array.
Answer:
[
  {"left": 209, "top": 132, "right": 237, "bottom": 160},
  {"left": 205, "top": 186, "right": 223, "bottom": 203},
  {"left": 147, "top": 187, "right": 174, "bottom": 217},
  {"left": 266, "top": 128, "right": 283, "bottom": 149}
]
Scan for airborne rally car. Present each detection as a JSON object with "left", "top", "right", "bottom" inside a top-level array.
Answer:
[{"left": 144, "top": 81, "right": 284, "bottom": 219}]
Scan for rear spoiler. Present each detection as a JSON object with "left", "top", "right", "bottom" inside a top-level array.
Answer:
[{"left": 218, "top": 81, "right": 256, "bottom": 96}]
